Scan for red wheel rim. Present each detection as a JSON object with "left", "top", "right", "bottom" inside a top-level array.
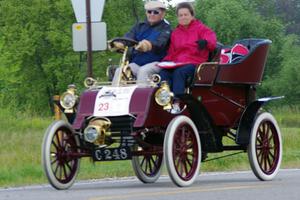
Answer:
[
  {"left": 139, "top": 154, "right": 163, "bottom": 177},
  {"left": 172, "top": 122, "right": 199, "bottom": 181},
  {"left": 50, "top": 127, "right": 79, "bottom": 183},
  {"left": 255, "top": 120, "right": 280, "bottom": 175}
]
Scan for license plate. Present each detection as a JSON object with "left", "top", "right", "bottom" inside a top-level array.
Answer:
[{"left": 93, "top": 147, "right": 132, "bottom": 161}]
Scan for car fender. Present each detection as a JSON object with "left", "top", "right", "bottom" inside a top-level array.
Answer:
[
  {"left": 130, "top": 87, "right": 175, "bottom": 127},
  {"left": 236, "top": 96, "right": 284, "bottom": 145}
]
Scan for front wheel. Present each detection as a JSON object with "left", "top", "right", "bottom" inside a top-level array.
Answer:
[
  {"left": 164, "top": 116, "right": 201, "bottom": 187},
  {"left": 131, "top": 146, "right": 163, "bottom": 183},
  {"left": 248, "top": 112, "right": 282, "bottom": 181},
  {"left": 42, "top": 120, "right": 80, "bottom": 189}
]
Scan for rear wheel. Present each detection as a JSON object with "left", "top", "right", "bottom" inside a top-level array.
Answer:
[
  {"left": 248, "top": 112, "right": 282, "bottom": 181},
  {"left": 42, "top": 120, "right": 80, "bottom": 189},
  {"left": 164, "top": 116, "right": 201, "bottom": 187},
  {"left": 131, "top": 146, "right": 163, "bottom": 183}
]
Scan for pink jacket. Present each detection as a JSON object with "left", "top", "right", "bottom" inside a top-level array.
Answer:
[{"left": 163, "top": 19, "right": 217, "bottom": 64}]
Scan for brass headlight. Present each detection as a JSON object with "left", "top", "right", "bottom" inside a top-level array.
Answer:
[
  {"left": 84, "top": 117, "right": 111, "bottom": 145},
  {"left": 84, "top": 125, "right": 99, "bottom": 143},
  {"left": 155, "top": 81, "right": 173, "bottom": 107},
  {"left": 60, "top": 84, "right": 77, "bottom": 110}
]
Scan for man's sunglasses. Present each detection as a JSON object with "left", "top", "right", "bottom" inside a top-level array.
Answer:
[{"left": 147, "top": 10, "right": 160, "bottom": 15}]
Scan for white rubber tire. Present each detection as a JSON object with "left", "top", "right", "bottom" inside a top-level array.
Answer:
[
  {"left": 131, "top": 151, "right": 163, "bottom": 183},
  {"left": 42, "top": 120, "right": 80, "bottom": 190},
  {"left": 164, "top": 115, "right": 201, "bottom": 187},
  {"left": 248, "top": 112, "right": 282, "bottom": 181}
]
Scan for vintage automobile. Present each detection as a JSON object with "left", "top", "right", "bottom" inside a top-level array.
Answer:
[{"left": 42, "top": 38, "right": 283, "bottom": 190}]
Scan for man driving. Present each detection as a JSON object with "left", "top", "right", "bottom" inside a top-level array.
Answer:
[{"left": 110, "top": 0, "right": 171, "bottom": 86}]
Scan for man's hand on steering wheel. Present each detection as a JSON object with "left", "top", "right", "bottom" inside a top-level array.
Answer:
[
  {"left": 135, "top": 39, "right": 152, "bottom": 52},
  {"left": 107, "top": 41, "right": 125, "bottom": 52},
  {"left": 107, "top": 37, "right": 138, "bottom": 53}
]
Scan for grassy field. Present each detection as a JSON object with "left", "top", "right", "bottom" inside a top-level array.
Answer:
[{"left": 0, "top": 107, "right": 299, "bottom": 187}]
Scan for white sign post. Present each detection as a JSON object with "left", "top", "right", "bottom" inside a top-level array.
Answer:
[
  {"left": 71, "top": 0, "right": 105, "bottom": 23},
  {"left": 71, "top": 0, "right": 107, "bottom": 51},
  {"left": 72, "top": 22, "right": 107, "bottom": 51},
  {"left": 71, "top": 0, "right": 107, "bottom": 77}
]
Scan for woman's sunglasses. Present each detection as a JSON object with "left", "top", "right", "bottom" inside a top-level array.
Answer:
[{"left": 147, "top": 10, "right": 160, "bottom": 15}]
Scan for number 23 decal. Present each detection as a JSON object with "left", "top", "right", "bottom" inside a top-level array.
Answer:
[{"left": 98, "top": 103, "right": 109, "bottom": 111}]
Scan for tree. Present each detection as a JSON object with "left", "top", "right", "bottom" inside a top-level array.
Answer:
[
  {"left": 251, "top": 0, "right": 300, "bottom": 35},
  {"left": 263, "top": 35, "right": 300, "bottom": 104},
  {"left": 0, "top": 0, "right": 82, "bottom": 111},
  {"left": 0, "top": 0, "right": 145, "bottom": 113},
  {"left": 196, "top": 0, "right": 285, "bottom": 77},
  {"left": 0, "top": 0, "right": 299, "bottom": 112}
]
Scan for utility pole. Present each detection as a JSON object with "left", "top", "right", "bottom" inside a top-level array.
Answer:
[{"left": 86, "top": 0, "right": 93, "bottom": 78}]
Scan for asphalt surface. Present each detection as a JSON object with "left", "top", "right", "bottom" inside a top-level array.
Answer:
[{"left": 1, "top": 169, "right": 300, "bottom": 200}]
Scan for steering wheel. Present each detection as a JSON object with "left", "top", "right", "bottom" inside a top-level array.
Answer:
[{"left": 111, "top": 37, "right": 138, "bottom": 48}]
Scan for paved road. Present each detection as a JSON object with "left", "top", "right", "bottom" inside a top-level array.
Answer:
[{"left": 1, "top": 169, "right": 299, "bottom": 200}]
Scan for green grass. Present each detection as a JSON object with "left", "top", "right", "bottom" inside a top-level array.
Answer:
[
  {"left": 0, "top": 106, "right": 299, "bottom": 187},
  {"left": 0, "top": 109, "right": 50, "bottom": 186},
  {"left": 270, "top": 106, "right": 300, "bottom": 128}
]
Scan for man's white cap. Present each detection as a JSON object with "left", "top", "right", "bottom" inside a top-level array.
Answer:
[{"left": 144, "top": 1, "right": 166, "bottom": 10}]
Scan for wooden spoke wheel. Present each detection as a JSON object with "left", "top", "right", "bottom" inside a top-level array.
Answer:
[
  {"left": 164, "top": 116, "right": 201, "bottom": 187},
  {"left": 131, "top": 146, "right": 163, "bottom": 183},
  {"left": 42, "top": 120, "right": 80, "bottom": 189},
  {"left": 248, "top": 112, "right": 282, "bottom": 181}
]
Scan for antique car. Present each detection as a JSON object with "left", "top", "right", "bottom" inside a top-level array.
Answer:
[{"left": 42, "top": 38, "right": 283, "bottom": 189}]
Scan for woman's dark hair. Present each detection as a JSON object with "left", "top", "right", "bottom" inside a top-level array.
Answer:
[{"left": 176, "top": 2, "right": 195, "bottom": 16}]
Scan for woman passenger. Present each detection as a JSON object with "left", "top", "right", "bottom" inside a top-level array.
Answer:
[{"left": 159, "top": 2, "right": 217, "bottom": 99}]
